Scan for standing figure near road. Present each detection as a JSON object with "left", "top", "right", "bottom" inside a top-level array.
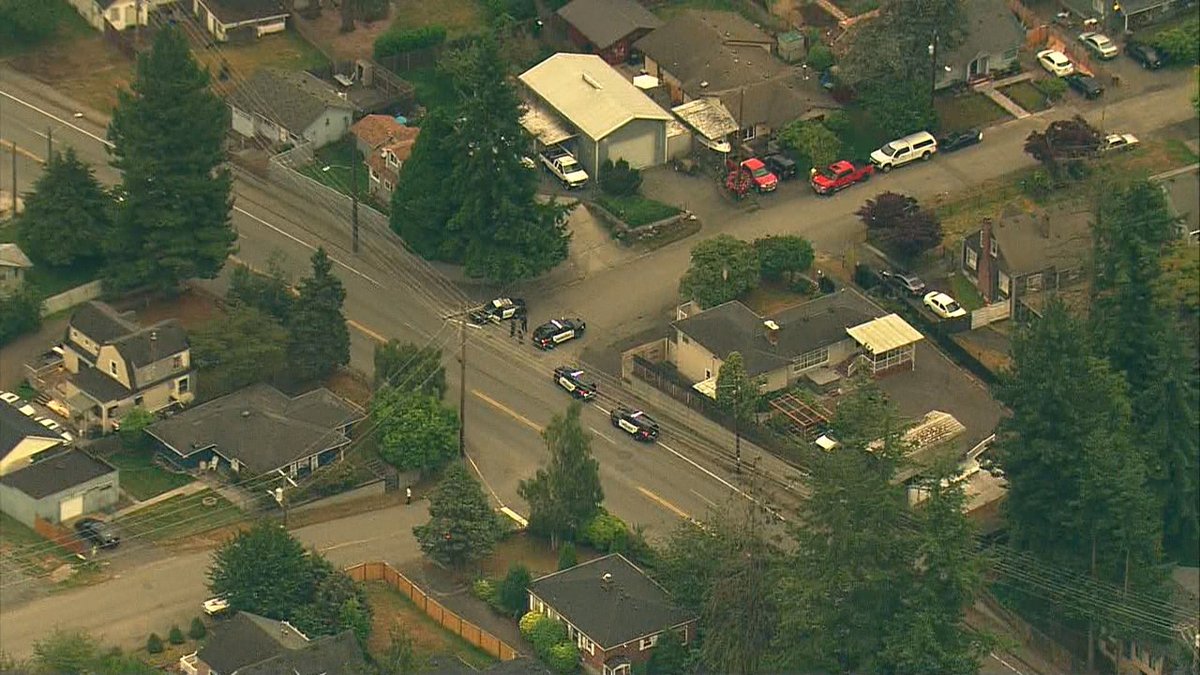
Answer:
[
  {"left": 406, "top": 486, "right": 412, "bottom": 505},
  {"left": 510, "top": 321, "right": 516, "bottom": 338}
]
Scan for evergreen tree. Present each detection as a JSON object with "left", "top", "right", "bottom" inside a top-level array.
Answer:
[
  {"left": 413, "top": 463, "right": 500, "bottom": 568},
  {"left": 16, "top": 148, "right": 112, "bottom": 267},
  {"left": 373, "top": 339, "right": 446, "bottom": 398},
  {"left": 288, "top": 248, "right": 350, "bottom": 382},
  {"left": 390, "top": 109, "right": 460, "bottom": 260},
  {"left": 208, "top": 521, "right": 314, "bottom": 620},
  {"left": 518, "top": 403, "right": 603, "bottom": 546},
  {"left": 105, "top": 26, "right": 234, "bottom": 292}
]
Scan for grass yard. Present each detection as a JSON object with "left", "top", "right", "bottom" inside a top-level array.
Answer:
[
  {"left": 296, "top": 138, "right": 373, "bottom": 200},
  {"left": 934, "top": 168, "right": 1038, "bottom": 240},
  {"left": 118, "top": 489, "right": 242, "bottom": 543},
  {"left": 947, "top": 272, "right": 985, "bottom": 311},
  {"left": 104, "top": 447, "right": 194, "bottom": 501},
  {"left": 0, "top": 512, "right": 76, "bottom": 574},
  {"left": 389, "top": 0, "right": 486, "bottom": 36},
  {"left": 0, "top": 0, "right": 94, "bottom": 59},
  {"left": 8, "top": 29, "right": 131, "bottom": 115},
  {"left": 596, "top": 195, "right": 681, "bottom": 227},
  {"left": 402, "top": 66, "right": 458, "bottom": 113},
  {"left": 190, "top": 30, "right": 329, "bottom": 95},
  {"left": 999, "top": 81, "right": 1052, "bottom": 113},
  {"left": 364, "top": 581, "right": 498, "bottom": 670},
  {"left": 935, "top": 92, "right": 1009, "bottom": 134}
]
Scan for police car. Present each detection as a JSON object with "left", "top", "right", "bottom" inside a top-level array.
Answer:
[
  {"left": 553, "top": 366, "right": 597, "bottom": 400},
  {"left": 532, "top": 318, "right": 585, "bottom": 349},
  {"left": 470, "top": 297, "right": 526, "bottom": 324},
  {"left": 610, "top": 406, "right": 660, "bottom": 442}
]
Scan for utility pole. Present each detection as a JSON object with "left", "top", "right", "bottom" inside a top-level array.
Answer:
[
  {"left": 46, "top": 126, "right": 53, "bottom": 160},
  {"left": 350, "top": 158, "right": 359, "bottom": 254},
  {"left": 734, "top": 381, "right": 742, "bottom": 474},
  {"left": 458, "top": 310, "right": 467, "bottom": 457},
  {"left": 10, "top": 142, "right": 16, "bottom": 217}
]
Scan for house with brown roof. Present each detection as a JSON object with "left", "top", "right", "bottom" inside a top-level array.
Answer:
[
  {"left": 191, "top": 0, "right": 289, "bottom": 42},
  {"left": 229, "top": 69, "right": 354, "bottom": 149},
  {"left": 555, "top": 0, "right": 662, "bottom": 65},
  {"left": 57, "top": 301, "right": 195, "bottom": 434},
  {"left": 180, "top": 612, "right": 367, "bottom": 674},
  {"left": 350, "top": 114, "right": 420, "bottom": 201}
]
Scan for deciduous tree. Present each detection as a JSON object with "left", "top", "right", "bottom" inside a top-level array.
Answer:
[
  {"left": 208, "top": 521, "right": 315, "bottom": 621},
  {"left": 777, "top": 121, "right": 842, "bottom": 170},
  {"left": 518, "top": 403, "right": 603, "bottom": 547},
  {"left": 105, "top": 26, "right": 234, "bottom": 293},
  {"left": 0, "top": 288, "right": 42, "bottom": 347},
  {"left": 372, "top": 388, "right": 459, "bottom": 472},
  {"left": 856, "top": 192, "right": 942, "bottom": 259},
  {"left": 1023, "top": 116, "right": 1101, "bottom": 179},
  {"left": 288, "top": 248, "right": 350, "bottom": 382},
  {"left": 715, "top": 352, "right": 759, "bottom": 428},
  {"left": 679, "top": 234, "right": 760, "bottom": 308},
  {"left": 413, "top": 463, "right": 500, "bottom": 568},
  {"left": 190, "top": 305, "right": 287, "bottom": 399},
  {"left": 753, "top": 235, "right": 814, "bottom": 284},
  {"left": 373, "top": 339, "right": 446, "bottom": 398},
  {"left": 16, "top": 148, "right": 112, "bottom": 267}
]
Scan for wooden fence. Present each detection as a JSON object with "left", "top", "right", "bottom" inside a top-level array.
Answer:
[
  {"left": 970, "top": 300, "right": 1011, "bottom": 329},
  {"left": 345, "top": 561, "right": 519, "bottom": 661}
]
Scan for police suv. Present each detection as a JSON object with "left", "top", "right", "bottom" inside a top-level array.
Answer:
[
  {"left": 553, "top": 366, "right": 598, "bottom": 400},
  {"left": 532, "top": 318, "right": 586, "bottom": 349},
  {"left": 470, "top": 297, "right": 526, "bottom": 324},
  {"left": 610, "top": 406, "right": 660, "bottom": 442}
]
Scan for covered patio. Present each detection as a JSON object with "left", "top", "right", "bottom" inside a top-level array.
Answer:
[{"left": 846, "top": 314, "right": 923, "bottom": 375}]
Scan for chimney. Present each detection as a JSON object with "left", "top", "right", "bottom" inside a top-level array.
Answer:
[
  {"left": 977, "top": 218, "right": 994, "bottom": 303},
  {"left": 763, "top": 320, "right": 780, "bottom": 346}
]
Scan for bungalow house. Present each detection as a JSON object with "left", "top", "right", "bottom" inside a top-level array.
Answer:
[
  {"left": 146, "top": 383, "right": 365, "bottom": 478},
  {"left": 527, "top": 554, "right": 698, "bottom": 675},
  {"left": 191, "top": 0, "right": 288, "bottom": 42},
  {"left": 350, "top": 114, "right": 420, "bottom": 201},
  {"left": 180, "top": 611, "right": 366, "bottom": 675},
  {"left": 229, "top": 69, "right": 354, "bottom": 150},
  {"left": 0, "top": 243, "right": 33, "bottom": 296},
  {"left": 66, "top": 0, "right": 170, "bottom": 32},
  {"left": 935, "top": 0, "right": 1025, "bottom": 88},
  {"left": 960, "top": 204, "right": 1092, "bottom": 320},
  {"left": 555, "top": 0, "right": 663, "bottom": 65},
  {"left": 670, "top": 290, "right": 923, "bottom": 394},
  {"left": 1060, "top": 0, "right": 1183, "bottom": 32},
  {"left": 634, "top": 11, "right": 839, "bottom": 142},
  {"left": 0, "top": 447, "right": 119, "bottom": 528},
  {"left": 57, "top": 301, "right": 195, "bottom": 434}
]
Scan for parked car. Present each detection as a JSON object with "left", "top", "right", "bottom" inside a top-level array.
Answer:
[
  {"left": 610, "top": 406, "right": 660, "bottom": 442},
  {"left": 870, "top": 131, "right": 938, "bottom": 172},
  {"left": 1065, "top": 73, "right": 1105, "bottom": 99},
  {"left": 1126, "top": 41, "right": 1163, "bottom": 69},
  {"left": 740, "top": 158, "right": 778, "bottom": 193},
  {"left": 880, "top": 270, "right": 927, "bottom": 296},
  {"left": 470, "top": 297, "right": 526, "bottom": 324},
  {"left": 1078, "top": 32, "right": 1119, "bottom": 59},
  {"left": 923, "top": 291, "right": 967, "bottom": 319},
  {"left": 539, "top": 146, "right": 589, "bottom": 189},
  {"left": 36, "top": 417, "right": 73, "bottom": 442},
  {"left": 553, "top": 366, "right": 597, "bottom": 400},
  {"left": 1100, "top": 132, "right": 1139, "bottom": 153},
  {"left": 532, "top": 318, "right": 586, "bottom": 350},
  {"left": 763, "top": 154, "right": 798, "bottom": 180},
  {"left": 203, "top": 597, "right": 231, "bottom": 617},
  {"left": 810, "top": 160, "right": 874, "bottom": 195},
  {"left": 937, "top": 129, "right": 983, "bottom": 153},
  {"left": 1036, "top": 49, "right": 1075, "bottom": 77},
  {"left": 75, "top": 518, "right": 120, "bottom": 549}
]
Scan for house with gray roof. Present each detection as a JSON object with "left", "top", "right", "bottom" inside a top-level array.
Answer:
[
  {"left": 0, "top": 447, "right": 119, "bottom": 528},
  {"left": 527, "top": 554, "right": 697, "bottom": 675},
  {"left": 556, "top": 0, "right": 662, "bottom": 65},
  {"left": 191, "top": 0, "right": 288, "bottom": 42},
  {"left": 147, "top": 383, "right": 365, "bottom": 477},
  {"left": 57, "top": 301, "right": 195, "bottom": 434},
  {"left": 0, "top": 243, "right": 33, "bottom": 296},
  {"left": 229, "top": 69, "right": 353, "bottom": 150},
  {"left": 180, "top": 611, "right": 366, "bottom": 674},
  {"left": 935, "top": 0, "right": 1025, "bottom": 88}
]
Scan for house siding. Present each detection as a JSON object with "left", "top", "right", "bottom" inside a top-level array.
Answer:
[
  {"left": 598, "top": 118, "right": 665, "bottom": 173},
  {"left": 133, "top": 352, "right": 190, "bottom": 390},
  {"left": 672, "top": 329, "right": 725, "bottom": 384},
  {"left": 301, "top": 108, "right": 353, "bottom": 149},
  {"left": 96, "top": 345, "right": 133, "bottom": 390},
  {"left": 0, "top": 468, "right": 119, "bottom": 528},
  {"left": 68, "top": 327, "right": 101, "bottom": 359}
]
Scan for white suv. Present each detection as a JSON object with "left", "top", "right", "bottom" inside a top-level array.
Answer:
[{"left": 870, "top": 131, "right": 938, "bottom": 172}]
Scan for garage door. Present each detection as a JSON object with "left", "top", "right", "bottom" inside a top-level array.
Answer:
[
  {"left": 603, "top": 121, "right": 660, "bottom": 169},
  {"left": 59, "top": 495, "right": 84, "bottom": 522}
]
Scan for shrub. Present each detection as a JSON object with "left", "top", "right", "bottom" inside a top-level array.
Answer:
[
  {"left": 0, "top": 288, "right": 42, "bottom": 347},
  {"left": 806, "top": 43, "right": 834, "bottom": 72},
  {"left": 529, "top": 616, "right": 568, "bottom": 658},
  {"left": 754, "top": 235, "right": 815, "bottom": 283},
  {"left": 188, "top": 617, "right": 206, "bottom": 640},
  {"left": 818, "top": 274, "right": 836, "bottom": 294},
  {"left": 854, "top": 263, "right": 880, "bottom": 290},
  {"left": 520, "top": 611, "right": 543, "bottom": 638},
  {"left": 1022, "top": 169, "right": 1053, "bottom": 199},
  {"left": 547, "top": 641, "right": 580, "bottom": 674},
  {"left": 580, "top": 511, "right": 628, "bottom": 552},
  {"left": 1150, "top": 18, "right": 1199, "bottom": 65},
  {"left": 483, "top": 0, "right": 537, "bottom": 20},
  {"left": 821, "top": 110, "right": 851, "bottom": 135},
  {"left": 599, "top": 159, "right": 643, "bottom": 197},
  {"left": 373, "top": 25, "right": 447, "bottom": 60},
  {"left": 146, "top": 633, "right": 163, "bottom": 654},
  {"left": 168, "top": 625, "right": 185, "bottom": 645},
  {"left": 557, "top": 542, "right": 578, "bottom": 570},
  {"left": 472, "top": 578, "right": 496, "bottom": 602},
  {"left": 498, "top": 564, "right": 532, "bottom": 616},
  {"left": 1033, "top": 77, "right": 1066, "bottom": 102}
]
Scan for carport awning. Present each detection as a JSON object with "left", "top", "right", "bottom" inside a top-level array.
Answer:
[
  {"left": 520, "top": 105, "right": 576, "bottom": 146},
  {"left": 846, "top": 314, "right": 923, "bottom": 353}
]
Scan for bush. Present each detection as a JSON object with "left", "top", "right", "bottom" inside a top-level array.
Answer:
[
  {"left": 818, "top": 274, "right": 836, "bottom": 294},
  {"left": 854, "top": 263, "right": 880, "bottom": 290},
  {"left": 1150, "top": 18, "right": 1200, "bottom": 65},
  {"left": 547, "top": 641, "right": 580, "bottom": 674},
  {"left": 188, "top": 618, "right": 206, "bottom": 640},
  {"left": 498, "top": 564, "right": 532, "bottom": 616},
  {"left": 1022, "top": 169, "right": 1053, "bottom": 199},
  {"left": 520, "top": 611, "right": 543, "bottom": 638},
  {"left": 821, "top": 110, "right": 851, "bottom": 136},
  {"left": 557, "top": 542, "right": 577, "bottom": 570},
  {"left": 529, "top": 616, "right": 568, "bottom": 658},
  {"left": 473, "top": 578, "right": 496, "bottom": 601},
  {"left": 806, "top": 43, "right": 834, "bottom": 72},
  {"left": 580, "top": 511, "right": 628, "bottom": 552},
  {"left": 145, "top": 633, "right": 163, "bottom": 654},
  {"left": 167, "top": 625, "right": 185, "bottom": 645},
  {"left": 754, "top": 235, "right": 815, "bottom": 283},
  {"left": 373, "top": 25, "right": 447, "bottom": 60},
  {"left": 1033, "top": 77, "right": 1066, "bottom": 102},
  {"left": 599, "top": 159, "right": 643, "bottom": 197},
  {"left": 0, "top": 288, "right": 42, "bottom": 347}
]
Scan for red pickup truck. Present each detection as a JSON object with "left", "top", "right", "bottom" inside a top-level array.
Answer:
[{"left": 809, "top": 160, "right": 874, "bottom": 195}]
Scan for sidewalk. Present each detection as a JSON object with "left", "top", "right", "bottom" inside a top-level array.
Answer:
[{"left": 111, "top": 480, "right": 208, "bottom": 519}]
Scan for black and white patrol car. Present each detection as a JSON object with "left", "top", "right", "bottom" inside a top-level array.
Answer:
[
  {"left": 610, "top": 406, "right": 660, "bottom": 442},
  {"left": 470, "top": 297, "right": 526, "bottom": 324},
  {"left": 532, "top": 318, "right": 586, "bottom": 350},
  {"left": 553, "top": 366, "right": 598, "bottom": 400}
]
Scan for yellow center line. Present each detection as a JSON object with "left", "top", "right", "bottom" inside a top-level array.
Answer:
[
  {"left": 0, "top": 138, "right": 44, "bottom": 164},
  {"left": 471, "top": 389, "right": 544, "bottom": 433},
  {"left": 636, "top": 486, "right": 691, "bottom": 520}
]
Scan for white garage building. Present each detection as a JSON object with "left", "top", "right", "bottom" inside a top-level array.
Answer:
[{"left": 519, "top": 53, "right": 674, "bottom": 177}]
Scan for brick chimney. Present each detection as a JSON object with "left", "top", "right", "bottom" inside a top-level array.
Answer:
[
  {"left": 977, "top": 218, "right": 994, "bottom": 303},
  {"left": 763, "top": 320, "right": 780, "bottom": 346}
]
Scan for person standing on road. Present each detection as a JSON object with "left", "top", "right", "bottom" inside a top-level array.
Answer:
[
  {"left": 521, "top": 314, "right": 528, "bottom": 333},
  {"left": 406, "top": 486, "right": 412, "bottom": 505},
  {"left": 510, "top": 320, "right": 516, "bottom": 338}
]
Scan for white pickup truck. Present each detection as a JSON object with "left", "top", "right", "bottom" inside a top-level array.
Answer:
[{"left": 539, "top": 147, "right": 589, "bottom": 189}]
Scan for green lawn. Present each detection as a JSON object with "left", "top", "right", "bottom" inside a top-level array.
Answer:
[
  {"left": 118, "top": 489, "right": 242, "bottom": 543},
  {"left": 0, "top": 512, "right": 76, "bottom": 571},
  {"left": 0, "top": 0, "right": 94, "bottom": 58},
  {"left": 1000, "top": 81, "right": 1052, "bottom": 113},
  {"left": 297, "top": 138, "right": 372, "bottom": 197},
  {"left": 105, "top": 448, "right": 194, "bottom": 501},
  {"left": 935, "top": 92, "right": 1009, "bottom": 134},
  {"left": 596, "top": 195, "right": 681, "bottom": 227},
  {"left": 948, "top": 272, "right": 985, "bottom": 311},
  {"left": 402, "top": 66, "right": 458, "bottom": 113}
]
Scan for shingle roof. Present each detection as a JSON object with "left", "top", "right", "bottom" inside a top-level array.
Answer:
[
  {"left": 196, "top": 0, "right": 288, "bottom": 25},
  {"left": 556, "top": 0, "right": 662, "bottom": 50},
  {"left": 978, "top": 203, "right": 1092, "bottom": 275},
  {"left": 519, "top": 53, "right": 672, "bottom": 141},
  {"left": 68, "top": 301, "right": 139, "bottom": 345},
  {"left": 237, "top": 630, "right": 366, "bottom": 675},
  {"left": 946, "top": 0, "right": 1025, "bottom": 65},
  {"left": 715, "top": 71, "right": 840, "bottom": 129},
  {"left": 0, "top": 450, "right": 115, "bottom": 499},
  {"left": 528, "top": 554, "right": 695, "bottom": 649},
  {"left": 673, "top": 291, "right": 882, "bottom": 377},
  {"left": 197, "top": 613, "right": 365, "bottom": 675},
  {"left": 635, "top": 11, "right": 780, "bottom": 94},
  {"left": 0, "top": 404, "right": 64, "bottom": 460},
  {"left": 351, "top": 114, "right": 408, "bottom": 150},
  {"left": 68, "top": 365, "right": 133, "bottom": 404},
  {"left": 112, "top": 320, "right": 189, "bottom": 370},
  {"left": 147, "top": 384, "right": 364, "bottom": 475},
  {"left": 0, "top": 243, "right": 33, "bottom": 269},
  {"left": 229, "top": 69, "right": 352, "bottom": 136}
]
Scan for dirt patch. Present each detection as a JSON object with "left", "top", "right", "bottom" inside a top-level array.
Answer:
[
  {"left": 364, "top": 581, "right": 497, "bottom": 668},
  {"left": 326, "top": 369, "right": 374, "bottom": 406},
  {"left": 127, "top": 288, "right": 223, "bottom": 330},
  {"left": 952, "top": 325, "right": 1013, "bottom": 375},
  {"left": 9, "top": 35, "right": 132, "bottom": 115},
  {"left": 293, "top": 0, "right": 483, "bottom": 64},
  {"left": 188, "top": 30, "right": 329, "bottom": 93}
]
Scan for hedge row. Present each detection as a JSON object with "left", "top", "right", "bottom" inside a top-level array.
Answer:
[{"left": 373, "top": 25, "right": 447, "bottom": 60}]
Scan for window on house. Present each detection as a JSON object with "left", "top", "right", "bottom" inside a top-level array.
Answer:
[
  {"left": 791, "top": 346, "right": 829, "bottom": 373},
  {"left": 172, "top": 355, "right": 184, "bottom": 369},
  {"left": 990, "top": 238, "right": 998, "bottom": 257},
  {"left": 177, "top": 376, "right": 190, "bottom": 394},
  {"left": 965, "top": 247, "right": 978, "bottom": 271},
  {"left": 740, "top": 126, "right": 756, "bottom": 142},
  {"left": 109, "top": 361, "right": 118, "bottom": 376},
  {"left": 383, "top": 180, "right": 394, "bottom": 191},
  {"left": 106, "top": 405, "right": 118, "bottom": 418},
  {"left": 369, "top": 167, "right": 379, "bottom": 181},
  {"left": 386, "top": 153, "right": 398, "bottom": 168},
  {"left": 639, "top": 634, "right": 659, "bottom": 650}
]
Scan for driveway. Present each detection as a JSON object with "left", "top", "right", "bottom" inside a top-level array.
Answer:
[{"left": 0, "top": 317, "right": 67, "bottom": 391}]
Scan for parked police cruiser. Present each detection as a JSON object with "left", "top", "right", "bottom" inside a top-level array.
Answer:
[
  {"left": 610, "top": 406, "right": 660, "bottom": 442},
  {"left": 470, "top": 297, "right": 526, "bottom": 324},
  {"left": 532, "top": 318, "right": 586, "bottom": 349},
  {"left": 553, "top": 366, "right": 597, "bottom": 400}
]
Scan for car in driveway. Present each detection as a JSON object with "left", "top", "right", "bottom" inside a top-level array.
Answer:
[
  {"left": 553, "top": 366, "right": 597, "bottom": 400},
  {"left": 740, "top": 158, "right": 779, "bottom": 193},
  {"left": 880, "top": 270, "right": 927, "bottom": 296},
  {"left": 763, "top": 154, "right": 797, "bottom": 181},
  {"left": 1100, "top": 132, "right": 1139, "bottom": 153},
  {"left": 1065, "top": 73, "right": 1104, "bottom": 99},
  {"left": 1126, "top": 41, "right": 1163, "bottom": 69},
  {"left": 532, "top": 318, "right": 586, "bottom": 350},
  {"left": 75, "top": 518, "right": 120, "bottom": 549},
  {"left": 610, "top": 406, "right": 660, "bottom": 442},
  {"left": 810, "top": 160, "right": 874, "bottom": 195},
  {"left": 1037, "top": 49, "right": 1075, "bottom": 77},
  {"left": 1078, "top": 32, "right": 1119, "bottom": 59},
  {"left": 937, "top": 129, "right": 983, "bottom": 153},
  {"left": 923, "top": 291, "right": 967, "bottom": 319}
]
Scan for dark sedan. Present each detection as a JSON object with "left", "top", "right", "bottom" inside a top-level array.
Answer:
[
  {"left": 937, "top": 128, "right": 983, "bottom": 153},
  {"left": 1065, "top": 74, "right": 1104, "bottom": 99},
  {"left": 1126, "top": 41, "right": 1163, "bottom": 69}
]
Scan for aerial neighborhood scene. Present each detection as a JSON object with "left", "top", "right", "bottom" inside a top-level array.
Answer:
[{"left": 1, "top": 0, "right": 1198, "bottom": 668}]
